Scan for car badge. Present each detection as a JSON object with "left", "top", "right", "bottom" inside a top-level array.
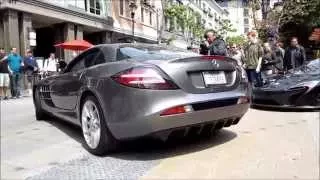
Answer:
[{"left": 212, "top": 60, "right": 219, "bottom": 68}]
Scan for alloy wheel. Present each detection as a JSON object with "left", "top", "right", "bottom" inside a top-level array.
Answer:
[{"left": 81, "top": 100, "right": 101, "bottom": 149}]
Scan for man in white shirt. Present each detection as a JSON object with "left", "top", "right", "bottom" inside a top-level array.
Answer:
[{"left": 43, "top": 53, "right": 58, "bottom": 76}]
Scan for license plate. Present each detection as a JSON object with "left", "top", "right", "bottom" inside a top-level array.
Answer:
[{"left": 203, "top": 71, "right": 226, "bottom": 86}]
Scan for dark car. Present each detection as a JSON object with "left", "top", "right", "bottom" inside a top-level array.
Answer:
[
  {"left": 33, "top": 43, "right": 250, "bottom": 155},
  {"left": 252, "top": 59, "right": 320, "bottom": 111}
]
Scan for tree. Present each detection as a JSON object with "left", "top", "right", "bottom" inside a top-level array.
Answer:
[
  {"left": 226, "top": 35, "right": 246, "bottom": 47},
  {"left": 217, "top": 19, "right": 236, "bottom": 38},
  {"left": 163, "top": 3, "right": 206, "bottom": 42},
  {"left": 276, "top": 0, "right": 320, "bottom": 46}
]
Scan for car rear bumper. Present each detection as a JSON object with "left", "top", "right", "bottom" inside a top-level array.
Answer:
[{"left": 108, "top": 103, "right": 249, "bottom": 140}]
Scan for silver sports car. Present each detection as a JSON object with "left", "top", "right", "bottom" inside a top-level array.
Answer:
[{"left": 33, "top": 43, "right": 250, "bottom": 155}]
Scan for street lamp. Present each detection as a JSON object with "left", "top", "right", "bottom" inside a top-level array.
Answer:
[{"left": 129, "top": 0, "right": 138, "bottom": 42}]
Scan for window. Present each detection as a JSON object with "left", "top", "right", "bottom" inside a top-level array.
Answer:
[
  {"left": 244, "top": 8, "right": 249, "bottom": 17},
  {"left": 67, "top": 49, "right": 101, "bottom": 72},
  {"left": 117, "top": 47, "right": 199, "bottom": 61},
  {"left": 68, "top": 55, "right": 86, "bottom": 72},
  {"left": 141, "top": 8, "right": 144, "bottom": 22},
  {"left": 120, "top": 0, "right": 124, "bottom": 15},
  {"left": 244, "top": 27, "right": 249, "bottom": 33},
  {"left": 149, "top": 11, "right": 152, "bottom": 25},
  {"left": 92, "top": 51, "right": 106, "bottom": 66},
  {"left": 89, "top": 0, "right": 101, "bottom": 15},
  {"left": 244, "top": 18, "right": 249, "bottom": 25}
]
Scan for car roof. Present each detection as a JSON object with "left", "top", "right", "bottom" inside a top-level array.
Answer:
[{"left": 94, "top": 43, "right": 186, "bottom": 51}]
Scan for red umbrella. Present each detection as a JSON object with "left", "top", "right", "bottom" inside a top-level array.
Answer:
[{"left": 54, "top": 40, "right": 93, "bottom": 51}]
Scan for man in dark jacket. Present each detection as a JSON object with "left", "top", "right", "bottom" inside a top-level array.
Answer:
[
  {"left": 200, "top": 30, "right": 227, "bottom": 56},
  {"left": 23, "top": 49, "right": 38, "bottom": 96},
  {"left": 283, "top": 37, "right": 306, "bottom": 72}
]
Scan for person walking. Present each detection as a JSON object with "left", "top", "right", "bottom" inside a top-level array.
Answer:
[
  {"left": 200, "top": 30, "right": 227, "bottom": 56},
  {"left": 43, "top": 53, "right": 58, "bottom": 76},
  {"left": 243, "top": 31, "right": 264, "bottom": 87},
  {"left": 283, "top": 37, "right": 307, "bottom": 72},
  {"left": 0, "top": 48, "right": 10, "bottom": 100},
  {"left": 23, "top": 49, "right": 38, "bottom": 96},
  {"left": 6, "top": 47, "right": 23, "bottom": 99}
]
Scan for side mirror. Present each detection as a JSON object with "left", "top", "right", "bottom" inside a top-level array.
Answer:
[{"left": 58, "top": 61, "right": 67, "bottom": 72}]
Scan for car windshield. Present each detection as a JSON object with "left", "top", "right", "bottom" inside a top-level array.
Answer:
[
  {"left": 117, "top": 46, "right": 200, "bottom": 61},
  {"left": 291, "top": 59, "right": 320, "bottom": 75}
]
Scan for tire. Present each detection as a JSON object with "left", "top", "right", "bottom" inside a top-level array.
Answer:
[
  {"left": 34, "top": 87, "right": 49, "bottom": 121},
  {"left": 80, "top": 95, "right": 117, "bottom": 155}
]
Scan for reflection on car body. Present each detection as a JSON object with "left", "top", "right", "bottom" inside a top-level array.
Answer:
[{"left": 33, "top": 43, "right": 250, "bottom": 155}]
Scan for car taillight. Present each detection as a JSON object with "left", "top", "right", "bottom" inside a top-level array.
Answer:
[
  {"left": 111, "top": 67, "right": 179, "bottom": 90},
  {"left": 160, "top": 105, "right": 193, "bottom": 116}
]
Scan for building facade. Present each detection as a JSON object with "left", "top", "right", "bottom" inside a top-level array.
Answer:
[
  {"left": 0, "top": 0, "right": 162, "bottom": 61},
  {"left": 162, "top": 0, "right": 227, "bottom": 49},
  {"left": 217, "top": 0, "right": 262, "bottom": 37},
  {"left": 111, "top": 0, "right": 162, "bottom": 43},
  {"left": 0, "top": 0, "right": 115, "bottom": 61}
]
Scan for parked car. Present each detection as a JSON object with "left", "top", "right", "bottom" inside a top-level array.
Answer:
[
  {"left": 33, "top": 43, "right": 250, "bottom": 155},
  {"left": 252, "top": 59, "right": 320, "bottom": 111}
]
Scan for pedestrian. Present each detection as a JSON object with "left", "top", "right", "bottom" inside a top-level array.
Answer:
[
  {"left": 229, "top": 43, "right": 245, "bottom": 66},
  {"left": 0, "top": 48, "right": 10, "bottom": 100},
  {"left": 283, "top": 37, "right": 307, "bottom": 72},
  {"left": 274, "top": 41, "right": 285, "bottom": 72},
  {"left": 23, "top": 49, "right": 38, "bottom": 96},
  {"left": 261, "top": 42, "right": 278, "bottom": 77},
  {"left": 200, "top": 30, "right": 227, "bottom": 56},
  {"left": 5, "top": 47, "right": 23, "bottom": 99},
  {"left": 43, "top": 53, "right": 58, "bottom": 76},
  {"left": 243, "top": 31, "right": 264, "bottom": 87}
]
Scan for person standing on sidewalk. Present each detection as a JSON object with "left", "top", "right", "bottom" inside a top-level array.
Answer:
[
  {"left": 23, "top": 49, "right": 38, "bottom": 96},
  {"left": 200, "top": 30, "right": 227, "bottom": 56},
  {"left": 43, "top": 53, "right": 58, "bottom": 77},
  {"left": 283, "top": 37, "right": 307, "bottom": 72},
  {"left": 243, "top": 31, "right": 264, "bottom": 87},
  {"left": 6, "top": 47, "right": 23, "bottom": 98},
  {"left": 0, "top": 48, "right": 10, "bottom": 100},
  {"left": 274, "top": 41, "right": 285, "bottom": 72}
]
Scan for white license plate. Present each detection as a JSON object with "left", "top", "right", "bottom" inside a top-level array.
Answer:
[{"left": 203, "top": 71, "right": 227, "bottom": 86}]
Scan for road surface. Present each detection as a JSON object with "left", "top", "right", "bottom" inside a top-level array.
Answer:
[{"left": 1, "top": 97, "right": 319, "bottom": 179}]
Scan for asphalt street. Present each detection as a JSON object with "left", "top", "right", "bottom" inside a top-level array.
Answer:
[{"left": 1, "top": 97, "right": 319, "bottom": 179}]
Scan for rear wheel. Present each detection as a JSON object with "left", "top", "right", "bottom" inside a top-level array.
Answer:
[
  {"left": 81, "top": 96, "right": 117, "bottom": 155},
  {"left": 34, "top": 87, "right": 49, "bottom": 121}
]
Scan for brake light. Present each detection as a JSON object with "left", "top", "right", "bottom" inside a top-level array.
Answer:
[
  {"left": 112, "top": 67, "right": 179, "bottom": 90},
  {"left": 201, "top": 55, "right": 225, "bottom": 60},
  {"left": 160, "top": 105, "right": 193, "bottom": 116}
]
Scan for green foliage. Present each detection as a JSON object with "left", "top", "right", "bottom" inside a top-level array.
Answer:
[
  {"left": 280, "top": 0, "right": 320, "bottom": 26},
  {"left": 274, "top": 0, "right": 320, "bottom": 46},
  {"left": 164, "top": 4, "right": 205, "bottom": 39},
  {"left": 226, "top": 35, "right": 246, "bottom": 46},
  {"left": 217, "top": 19, "right": 236, "bottom": 38}
]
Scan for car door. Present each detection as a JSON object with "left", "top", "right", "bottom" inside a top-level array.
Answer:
[{"left": 50, "top": 48, "right": 100, "bottom": 110}]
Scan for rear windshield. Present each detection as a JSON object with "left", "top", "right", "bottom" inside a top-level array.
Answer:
[{"left": 117, "top": 46, "right": 200, "bottom": 61}]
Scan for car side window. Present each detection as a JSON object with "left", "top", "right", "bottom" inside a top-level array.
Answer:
[
  {"left": 92, "top": 50, "right": 106, "bottom": 66},
  {"left": 84, "top": 49, "right": 99, "bottom": 68},
  {"left": 67, "top": 49, "right": 99, "bottom": 72},
  {"left": 69, "top": 55, "right": 86, "bottom": 72}
]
